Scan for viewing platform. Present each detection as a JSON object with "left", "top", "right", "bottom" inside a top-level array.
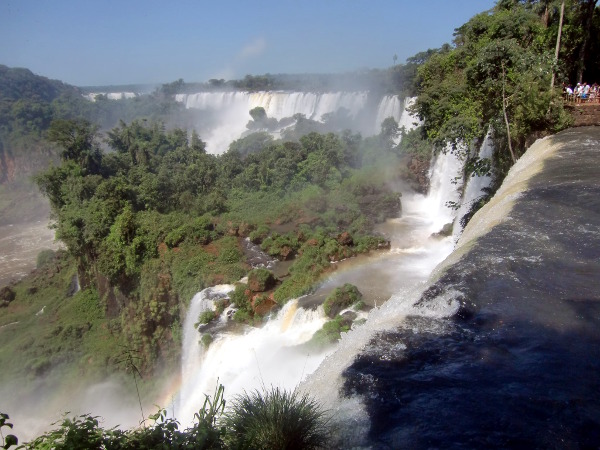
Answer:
[{"left": 564, "top": 102, "right": 600, "bottom": 127}]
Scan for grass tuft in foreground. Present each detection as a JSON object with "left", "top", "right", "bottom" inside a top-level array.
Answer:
[{"left": 223, "top": 387, "right": 330, "bottom": 450}]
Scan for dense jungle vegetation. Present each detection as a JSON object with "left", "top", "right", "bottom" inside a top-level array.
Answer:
[
  {"left": 412, "top": 0, "right": 599, "bottom": 180},
  {"left": 0, "top": 0, "right": 599, "bottom": 447}
]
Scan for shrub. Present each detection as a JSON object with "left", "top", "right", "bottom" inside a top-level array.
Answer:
[
  {"left": 272, "top": 272, "right": 315, "bottom": 305},
  {"left": 223, "top": 387, "right": 330, "bottom": 450},
  {"left": 308, "top": 315, "right": 353, "bottom": 349},
  {"left": 36, "top": 249, "right": 56, "bottom": 268},
  {"left": 248, "top": 224, "right": 270, "bottom": 244},
  {"left": 353, "top": 300, "right": 366, "bottom": 311},
  {"left": 26, "top": 414, "right": 107, "bottom": 449},
  {"left": 216, "top": 236, "right": 243, "bottom": 264},
  {"left": 197, "top": 310, "right": 217, "bottom": 326},
  {"left": 233, "top": 309, "right": 251, "bottom": 323},
  {"left": 247, "top": 268, "right": 275, "bottom": 292},
  {"left": 230, "top": 284, "right": 251, "bottom": 312},
  {"left": 200, "top": 333, "right": 213, "bottom": 349},
  {"left": 323, "top": 284, "right": 363, "bottom": 318}
]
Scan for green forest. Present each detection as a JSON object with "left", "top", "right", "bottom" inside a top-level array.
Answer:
[{"left": 0, "top": 0, "right": 598, "bottom": 448}]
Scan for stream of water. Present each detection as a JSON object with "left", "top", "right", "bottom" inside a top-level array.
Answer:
[{"left": 175, "top": 147, "right": 479, "bottom": 428}]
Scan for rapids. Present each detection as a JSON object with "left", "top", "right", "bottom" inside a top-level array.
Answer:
[
  {"left": 175, "top": 146, "right": 473, "bottom": 427},
  {"left": 0, "top": 221, "right": 60, "bottom": 288},
  {"left": 305, "top": 127, "right": 600, "bottom": 448}
]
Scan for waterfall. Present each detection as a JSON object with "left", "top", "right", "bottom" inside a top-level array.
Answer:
[
  {"left": 179, "top": 285, "right": 234, "bottom": 415},
  {"left": 176, "top": 91, "right": 407, "bottom": 153},
  {"left": 312, "top": 128, "right": 600, "bottom": 448},
  {"left": 177, "top": 91, "right": 368, "bottom": 122},
  {"left": 422, "top": 146, "right": 464, "bottom": 234},
  {"left": 453, "top": 131, "right": 494, "bottom": 235},
  {"left": 177, "top": 294, "right": 331, "bottom": 425},
  {"left": 83, "top": 92, "right": 137, "bottom": 101},
  {"left": 176, "top": 140, "right": 465, "bottom": 427},
  {"left": 298, "top": 151, "right": 464, "bottom": 436}
]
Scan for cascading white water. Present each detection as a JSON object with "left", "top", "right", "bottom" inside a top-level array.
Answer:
[
  {"left": 177, "top": 295, "right": 331, "bottom": 424},
  {"left": 179, "top": 285, "right": 235, "bottom": 407},
  {"left": 453, "top": 131, "right": 494, "bottom": 236},
  {"left": 296, "top": 150, "right": 465, "bottom": 444},
  {"left": 423, "top": 146, "right": 465, "bottom": 233},
  {"left": 176, "top": 143, "right": 466, "bottom": 427},
  {"left": 177, "top": 91, "right": 368, "bottom": 122},
  {"left": 84, "top": 92, "right": 137, "bottom": 101},
  {"left": 176, "top": 92, "right": 407, "bottom": 153}
]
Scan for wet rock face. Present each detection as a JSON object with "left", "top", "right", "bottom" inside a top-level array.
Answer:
[{"left": 408, "top": 155, "right": 431, "bottom": 193}]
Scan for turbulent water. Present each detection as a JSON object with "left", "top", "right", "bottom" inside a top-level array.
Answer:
[
  {"left": 0, "top": 221, "right": 59, "bottom": 287},
  {"left": 177, "top": 125, "right": 600, "bottom": 448},
  {"left": 175, "top": 145, "right": 472, "bottom": 426},
  {"left": 301, "top": 127, "right": 600, "bottom": 448}
]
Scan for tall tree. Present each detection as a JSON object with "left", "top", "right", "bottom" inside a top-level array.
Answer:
[
  {"left": 576, "top": 0, "right": 598, "bottom": 82},
  {"left": 47, "top": 119, "right": 102, "bottom": 174}
]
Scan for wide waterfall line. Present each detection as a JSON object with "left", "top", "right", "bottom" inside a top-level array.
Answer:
[
  {"left": 175, "top": 91, "right": 405, "bottom": 153},
  {"left": 176, "top": 91, "right": 370, "bottom": 121}
]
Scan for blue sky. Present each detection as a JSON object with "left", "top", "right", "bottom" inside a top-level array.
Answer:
[{"left": 1, "top": 0, "right": 497, "bottom": 87}]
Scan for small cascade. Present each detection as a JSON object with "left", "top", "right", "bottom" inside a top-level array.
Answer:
[
  {"left": 374, "top": 95, "right": 403, "bottom": 133},
  {"left": 453, "top": 131, "right": 494, "bottom": 236},
  {"left": 373, "top": 96, "right": 418, "bottom": 137},
  {"left": 422, "top": 146, "right": 464, "bottom": 234},
  {"left": 177, "top": 295, "right": 330, "bottom": 425},
  {"left": 179, "top": 284, "right": 234, "bottom": 418},
  {"left": 397, "top": 97, "right": 418, "bottom": 131}
]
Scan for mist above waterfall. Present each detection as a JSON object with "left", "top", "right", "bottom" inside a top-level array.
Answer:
[{"left": 175, "top": 91, "right": 412, "bottom": 154}]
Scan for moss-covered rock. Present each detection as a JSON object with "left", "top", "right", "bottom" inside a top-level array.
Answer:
[
  {"left": 323, "top": 284, "right": 363, "bottom": 319},
  {"left": 247, "top": 268, "right": 276, "bottom": 292},
  {"left": 307, "top": 314, "right": 354, "bottom": 349}
]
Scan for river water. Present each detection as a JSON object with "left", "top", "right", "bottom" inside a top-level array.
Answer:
[
  {"left": 176, "top": 148, "right": 471, "bottom": 425},
  {"left": 304, "top": 127, "right": 600, "bottom": 448},
  {"left": 0, "top": 221, "right": 58, "bottom": 288}
]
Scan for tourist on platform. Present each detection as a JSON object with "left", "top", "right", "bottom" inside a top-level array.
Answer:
[
  {"left": 564, "top": 84, "right": 574, "bottom": 101},
  {"left": 591, "top": 83, "right": 599, "bottom": 103}
]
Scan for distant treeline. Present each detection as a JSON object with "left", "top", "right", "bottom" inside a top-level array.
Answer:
[{"left": 159, "top": 58, "right": 427, "bottom": 97}]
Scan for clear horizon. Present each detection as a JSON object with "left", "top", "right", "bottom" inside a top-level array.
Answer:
[{"left": 1, "top": 0, "right": 497, "bottom": 87}]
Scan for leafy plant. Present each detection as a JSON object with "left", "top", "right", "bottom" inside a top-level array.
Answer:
[
  {"left": 222, "top": 387, "right": 330, "bottom": 450},
  {"left": 308, "top": 315, "right": 354, "bottom": 349},
  {"left": 25, "top": 413, "right": 106, "bottom": 450},
  {"left": 323, "top": 284, "right": 363, "bottom": 318},
  {"left": 0, "top": 413, "right": 18, "bottom": 450}
]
